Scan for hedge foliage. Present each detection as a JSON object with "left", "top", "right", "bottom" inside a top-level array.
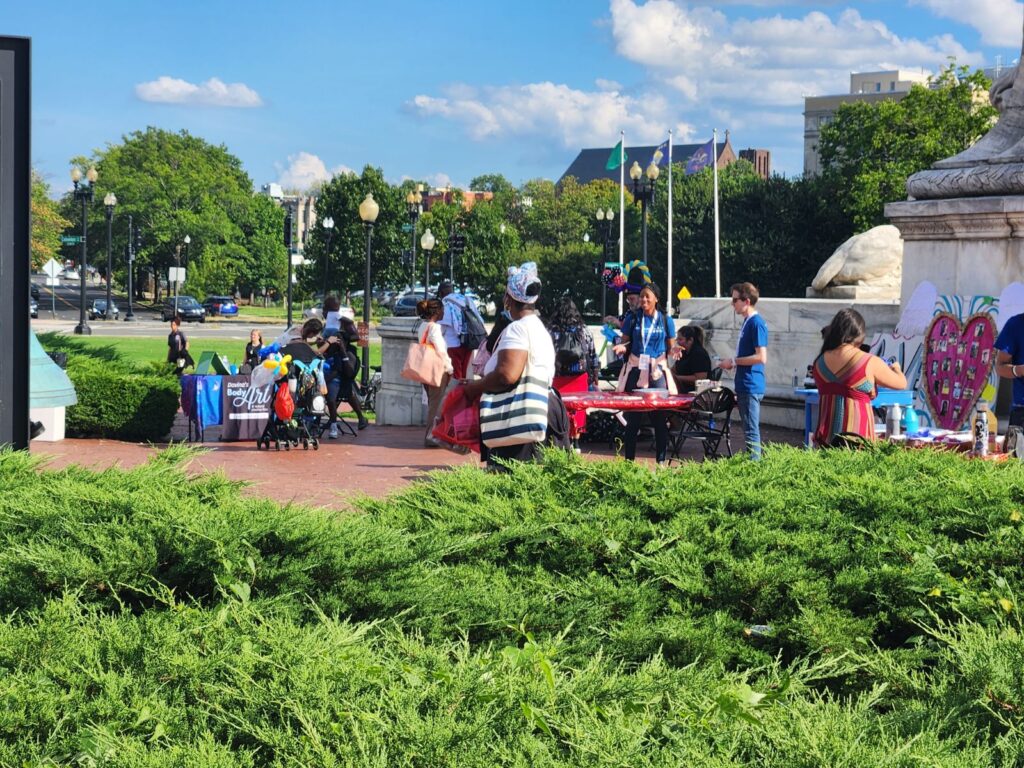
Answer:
[
  {"left": 1, "top": 444, "right": 1024, "bottom": 764},
  {"left": 38, "top": 332, "right": 179, "bottom": 442}
]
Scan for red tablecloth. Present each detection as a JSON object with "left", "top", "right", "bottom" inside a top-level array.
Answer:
[{"left": 561, "top": 391, "right": 695, "bottom": 439}]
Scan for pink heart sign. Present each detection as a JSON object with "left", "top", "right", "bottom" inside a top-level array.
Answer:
[{"left": 923, "top": 312, "right": 996, "bottom": 430}]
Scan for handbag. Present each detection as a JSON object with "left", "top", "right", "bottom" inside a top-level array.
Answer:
[
  {"left": 479, "top": 369, "right": 549, "bottom": 448},
  {"left": 432, "top": 385, "right": 481, "bottom": 452},
  {"left": 401, "top": 325, "right": 446, "bottom": 387}
]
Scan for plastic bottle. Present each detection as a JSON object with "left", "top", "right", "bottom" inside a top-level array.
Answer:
[
  {"left": 792, "top": 368, "right": 799, "bottom": 388},
  {"left": 902, "top": 405, "right": 919, "bottom": 436},
  {"left": 886, "top": 403, "right": 902, "bottom": 438},
  {"left": 744, "top": 624, "right": 774, "bottom": 639},
  {"left": 974, "top": 402, "right": 990, "bottom": 457}
]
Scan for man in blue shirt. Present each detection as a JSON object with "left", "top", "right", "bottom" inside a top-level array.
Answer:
[
  {"left": 995, "top": 312, "right": 1024, "bottom": 428},
  {"left": 720, "top": 282, "right": 768, "bottom": 459}
]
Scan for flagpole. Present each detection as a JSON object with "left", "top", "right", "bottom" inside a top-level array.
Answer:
[
  {"left": 667, "top": 130, "right": 673, "bottom": 317},
  {"left": 618, "top": 130, "right": 625, "bottom": 316},
  {"left": 713, "top": 127, "right": 721, "bottom": 298}
]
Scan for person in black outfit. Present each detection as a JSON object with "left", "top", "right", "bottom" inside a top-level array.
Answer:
[
  {"left": 672, "top": 325, "right": 712, "bottom": 393},
  {"left": 166, "top": 317, "right": 193, "bottom": 376},
  {"left": 318, "top": 305, "right": 369, "bottom": 436},
  {"left": 244, "top": 329, "right": 263, "bottom": 372}
]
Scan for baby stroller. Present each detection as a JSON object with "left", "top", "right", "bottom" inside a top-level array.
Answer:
[{"left": 257, "top": 359, "right": 326, "bottom": 451}]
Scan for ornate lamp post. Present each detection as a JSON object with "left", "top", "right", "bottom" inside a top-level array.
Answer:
[
  {"left": 358, "top": 193, "right": 380, "bottom": 388},
  {"left": 284, "top": 209, "right": 295, "bottom": 328},
  {"left": 71, "top": 166, "right": 97, "bottom": 335},
  {"left": 124, "top": 216, "right": 137, "bottom": 322},
  {"left": 103, "top": 192, "right": 117, "bottom": 320},
  {"left": 406, "top": 184, "right": 424, "bottom": 294},
  {"left": 420, "top": 228, "right": 435, "bottom": 299},
  {"left": 320, "top": 215, "right": 334, "bottom": 298},
  {"left": 629, "top": 160, "right": 659, "bottom": 264}
]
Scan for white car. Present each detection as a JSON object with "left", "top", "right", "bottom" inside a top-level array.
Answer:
[{"left": 60, "top": 269, "right": 80, "bottom": 281}]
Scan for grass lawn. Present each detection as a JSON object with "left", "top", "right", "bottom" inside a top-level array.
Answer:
[{"left": 40, "top": 333, "right": 382, "bottom": 369}]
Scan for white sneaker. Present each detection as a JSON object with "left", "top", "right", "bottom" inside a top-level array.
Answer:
[{"left": 328, "top": 423, "right": 339, "bottom": 439}]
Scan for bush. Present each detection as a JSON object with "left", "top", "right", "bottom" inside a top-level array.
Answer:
[{"left": 1, "top": 445, "right": 1024, "bottom": 764}]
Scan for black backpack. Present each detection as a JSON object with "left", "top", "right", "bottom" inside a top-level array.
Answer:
[
  {"left": 555, "top": 327, "right": 586, "bottom": 373},
  {"left": 460, "top": 302, "right": 488, "bottom": 349}
]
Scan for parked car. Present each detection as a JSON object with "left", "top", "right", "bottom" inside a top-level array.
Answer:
[
  {"left": 160, "top": 295, "right": 206, "bottom": 322},
  {"left": 88, "top": 299, "right": 119, "bottom": 320},
  {"left": 30, "top": 283, "right": 40, "bottom": 301},
  {"left": 392, "top": 294, "right": 430, "bottom": 317},
  {"left": 60, "top": 269, "right": 80, "bottom": 281},
  {"left": 202, "top": 295, "right": 239, "bottom": 316},
  {"left": 29, "top": 296, "right": 38, "bottom": 318}
]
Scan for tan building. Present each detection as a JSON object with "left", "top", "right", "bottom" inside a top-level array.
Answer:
[
  {"left": 261, "top": 183, "right": 317, "bottom": 250},
  {"left": 803, "top": 69, "right": 930, "bottom": 176}
]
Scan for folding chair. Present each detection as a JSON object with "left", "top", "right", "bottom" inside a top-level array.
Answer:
[
  {"left": 668, "top": 385, "right": 736, "bottom": 463},
  {"left": 709, "top": 366, "right": 724, "bottom": 382}
]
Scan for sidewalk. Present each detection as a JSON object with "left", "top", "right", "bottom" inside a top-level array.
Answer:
[{"left": 30, "top": 420, "right": 804, "bottom": 511}]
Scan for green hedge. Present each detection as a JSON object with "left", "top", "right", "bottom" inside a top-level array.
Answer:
[{"left": 1, "top": 445, "right": 1024, "bottom": 764}]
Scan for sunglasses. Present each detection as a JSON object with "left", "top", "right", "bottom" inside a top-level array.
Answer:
[{"left": 731, "top": 296, "right": 745, "bottom": 304}]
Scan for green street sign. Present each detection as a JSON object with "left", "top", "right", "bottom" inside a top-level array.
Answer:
[
  {"left": 60, "top": 235, "right": 83, "bottom": 245},
  {"left": 401, "top": 223, "right": 413, "bottom": 233}
]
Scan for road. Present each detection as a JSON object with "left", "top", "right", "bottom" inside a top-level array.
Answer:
[{"left": 29, "top": 274, "right": 379, "bottom": 341}]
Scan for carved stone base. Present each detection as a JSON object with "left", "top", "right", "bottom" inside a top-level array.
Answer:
[
  {"left": 805, "top": 284, "right": 899, "bottom": 300},
  {"left": 885, "top": 196, "right": 1024, "bottom": 305}
]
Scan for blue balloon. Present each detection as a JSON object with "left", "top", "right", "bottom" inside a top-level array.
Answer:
[
  {"left": 230, "top": 364, "right": 239, "bottom": 375},
  {"left": 258, "top": 342, "right": 280, "bottom": 361}
]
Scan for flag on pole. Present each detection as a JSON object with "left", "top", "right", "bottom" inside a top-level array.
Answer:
[
  {"left": 649, "top": 140, "right": 669, "bottom": 166},
  {"left": 685, "top": 139, "right": 715, "bottom": 175},
  {"left": 606, "top": 140, "right": 628, "bottom": 171}
]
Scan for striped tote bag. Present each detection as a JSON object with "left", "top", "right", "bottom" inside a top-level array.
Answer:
[{"left": 479, "top": 372, "right": 549, "bottom": 448}]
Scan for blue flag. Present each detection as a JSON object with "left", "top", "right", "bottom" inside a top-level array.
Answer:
[
  {"left": 685, "top": 139, "right": 715, "bottom": 175},
  {"left": 649, "top": 140, "right": 669, "bottom": 166}
]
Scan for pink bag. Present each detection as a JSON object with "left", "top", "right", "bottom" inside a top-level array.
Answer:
[
  {"left": 401, "top": 326, "right": 446, "bottom": 387},
  {"left": 432, "top": 386, "right": 481, "bottom": 452}
]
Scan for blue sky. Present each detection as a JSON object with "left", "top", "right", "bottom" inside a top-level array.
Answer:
[{"left": 6, "top": 0, "right": 1023, "bottom": 195}]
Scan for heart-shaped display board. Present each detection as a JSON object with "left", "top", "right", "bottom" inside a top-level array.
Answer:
[{"left": 923, "top": 311, "right": 996, "bottom": 430}]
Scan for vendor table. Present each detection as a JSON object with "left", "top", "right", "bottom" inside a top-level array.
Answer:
[
  {"left": 180, "top": 374, "right": 273, "bottom": 442},
  {"left": 795, "top": 387, "right": 914, "bottom": 448},
  {"left": 561, "top": 391, "right": 695, "bottom": 440}
]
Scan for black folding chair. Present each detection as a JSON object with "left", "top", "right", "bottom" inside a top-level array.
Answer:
[
  {"left": 668, "top": 385, "right": 736, "bottom": 463},
  {"left": 709, "top": 366, "right": 724, "bottom": 382}
]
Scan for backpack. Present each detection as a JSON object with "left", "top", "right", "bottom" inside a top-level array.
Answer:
[
  {"left": 459, "top": 301, "right": 488, "bottom": 350},
  {"left": 555, "top": 327, "right": 586, "bottom": 373}
]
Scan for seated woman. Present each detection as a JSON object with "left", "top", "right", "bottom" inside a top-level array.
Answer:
[
  {"left": 672, "top": 325, "right": 712, "bottom": 393},
  {"left": 319, "top": 296, "right": 369, "bottom": 436},
  {"left": 812, "top": 308, "right": 907, "bottom": 447},
  {"left": 243, "top": 329, "right": 263, "bottom": 373},
  {"left": 546, "top": 296, "right": 600, "bottom": 443}
]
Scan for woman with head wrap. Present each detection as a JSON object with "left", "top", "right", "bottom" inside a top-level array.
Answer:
[{"left": 461, "top": 262, "right": 569, "bottom": 468}]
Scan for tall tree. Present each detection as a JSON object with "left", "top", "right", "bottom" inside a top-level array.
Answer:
[
  {"left": 30, "top": 171, "right": 71, "bottom": 270},
  {"left": 818, "top": 63, "right": 996, "bottom": 230}
]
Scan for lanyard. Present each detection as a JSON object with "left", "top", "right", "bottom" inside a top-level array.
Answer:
[{"left": 640, "top": 311, "right": 659, "bottom": 354}]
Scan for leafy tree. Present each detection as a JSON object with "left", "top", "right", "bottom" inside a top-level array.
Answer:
[
  {"left": 818, "top": 63, "right": 996, "bottom": 230},
  {"left": 30, "top": 171, "right": 71, "bottom": 270},
  {"left": 62, "top": 127, "right": 274, "bottom": 299}
]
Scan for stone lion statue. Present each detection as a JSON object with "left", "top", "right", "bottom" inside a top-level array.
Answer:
[{"left": 808, "top": 225, "right": 903, "bottom": 299}]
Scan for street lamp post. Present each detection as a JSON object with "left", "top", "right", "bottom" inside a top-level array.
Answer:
[
  {"left": 103, "top": 192, "right": 117, "bottom": 320},
  {"left": 406, "top": 184, "right": 424, "bottom": 294},
  {"left": 629, "top": 160, "right": 659, "bottom": 264},
  {"left": 358, "top": 194, "right": 380, "bottom": 388},
  {"left": 284, "top": 209, "right": 294, "bottom": 327},
  {"left": 71, "top": 166, "right": 97, "bottom": 335},
  {"left": 320, "top": 216, "right": 334, "bottom": 298},
  {"left": 420, "top": 228, "right": 435, "bottom": 300},
  {"left": 173, "top": 235, "right": 190, "bottom": 320},
  {"left": 124, "top": 215, "right": 136, "bottom": 321}
]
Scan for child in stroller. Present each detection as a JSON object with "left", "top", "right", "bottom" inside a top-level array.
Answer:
[{"left": 257, "top": 319, "right": 330, "bottom": 451}]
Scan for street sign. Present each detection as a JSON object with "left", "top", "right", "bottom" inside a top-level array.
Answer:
[
  {"left": 60, "top": 235, "right": 83, "bottom": 245},
  {"left": 401, "top": 223, "right": 413, "bottom": 233},
  {"left": 168, "top": 267, "right": 186, "bottom": 283},
  {"left": 45, "top": 277, "right": 60, "bottom": 287},
  {"left": 42, "top": 257, "right": 62, "bottom": 278},
  {"left": 604, "top": 261, "right": 620, "bottom": 269}
]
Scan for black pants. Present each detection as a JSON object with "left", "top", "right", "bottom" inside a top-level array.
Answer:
[
  {"left": 622, "top": 367, "right": 669, "bottom": 463},
  {"left": 1011, "top": 407, "right": 1024, "bottom": 429}
]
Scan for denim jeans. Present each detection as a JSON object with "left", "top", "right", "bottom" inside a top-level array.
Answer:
[{"left": 736, "top": 391, "right": 763, "bottom": 460}]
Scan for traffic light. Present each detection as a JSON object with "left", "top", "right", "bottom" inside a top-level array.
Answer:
[
  {"left": 284, "top": 211, "right": 293, "bottom": 249},
  {"left": 450, "top": 233, "right": 467, "bottom": 254},
  {"left": 134, "top": 226, "right": 143, "bottom": 254}
]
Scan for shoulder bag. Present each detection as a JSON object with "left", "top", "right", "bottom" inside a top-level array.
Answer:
[
  {"left": 401, "top": 324, "right": 446, "bottom": 387},
  {"left": 479, "top": 322, "right": 549, "bottom": 447}
]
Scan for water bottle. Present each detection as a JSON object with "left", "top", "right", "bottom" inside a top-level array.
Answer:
[
  {"left": 886, "top": 403, "right": 902, "bottom": 438},
  {"left": 744, "top": 624, "right": 774, "bottom": 639},
  {"left": 792, "top": 368, "right": 799, "bottom": 388},
  {"left": 902, "top": 406, "right": 919, "bottom": 436},
  {"left": 974, "top": 402, "right": 990, "bottom": 457}
]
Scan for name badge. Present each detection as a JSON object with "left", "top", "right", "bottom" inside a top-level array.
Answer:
[{"left": 638, "top": 353, "right": 651, "bottom": 371}]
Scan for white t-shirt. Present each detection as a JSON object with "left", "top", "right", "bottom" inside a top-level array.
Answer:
[{"left": 483, "top": 313, "right": 555, "bottom": 386}]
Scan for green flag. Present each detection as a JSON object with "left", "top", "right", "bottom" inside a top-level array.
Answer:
[{"left": 605, "top": 140, "right": 627, "bottom": 171}]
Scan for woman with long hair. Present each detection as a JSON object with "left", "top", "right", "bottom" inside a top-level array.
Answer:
[
  {"left": 672, "top": 325, "right": 712, "bottom": 393},
  {"left": 812, "top": 308, "right": 907, "bottom": 446},
  {"left": 546, "top": 296, "right": 599, "bottom": 441},
  {"left": 611, "top": 282, "right": 676, "bottom": 465},
  {"left": 417, "top": 298, "right": 454, "bottom": 447}
]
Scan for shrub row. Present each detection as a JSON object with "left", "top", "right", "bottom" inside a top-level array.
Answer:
[{"left": 0, "top": 445, "right": 1023, "bottom": 763}]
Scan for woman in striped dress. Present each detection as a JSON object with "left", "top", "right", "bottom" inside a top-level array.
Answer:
[{"left": 812, "top": 309, "right": 907, "bottom": 447}]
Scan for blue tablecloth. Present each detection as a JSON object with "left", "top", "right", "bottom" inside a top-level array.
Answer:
[
  {"left": 795, "top": 387, "right": 914, "bottom": 447},
  {"left": 180, "top": 374, "right": 224, "bottom": 430}
]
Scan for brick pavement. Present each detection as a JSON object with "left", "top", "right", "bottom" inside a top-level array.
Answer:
[{"left": 31, "top": 415, "right": 804, "bottom": 510}]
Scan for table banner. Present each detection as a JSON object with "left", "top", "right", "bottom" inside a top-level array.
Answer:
[{"left": 221, "top": 374, "right": 273, "bottom": 441}]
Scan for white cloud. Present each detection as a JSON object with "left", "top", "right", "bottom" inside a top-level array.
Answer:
[
  {"left": 609, "top": 0, "right": 980, "bottom": 105},
  {"left": 276, "top": 152, "right": 353, "bottom": 191},
  {"left": 134, "top": 76, "right": 263, "bottom": 108},
  {"left": 909, "top": 0, "right": 1024, "bottom": 48},
  {"left": 410, "top": 82, "right": 694, "bottom": 148}
]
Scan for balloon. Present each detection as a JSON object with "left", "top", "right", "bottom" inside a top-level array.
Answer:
[
  {"left": 601, "top": 323, "right": 620, "bottom": 344},
  {"left": 258, "top": 342, "right": 281, "bottom": 362},
  {"left": 261, "top": 352, "right": 292, "bottom": 379},
  {"left": 229, "top": 365, "right": 239, "bottom": 375}
]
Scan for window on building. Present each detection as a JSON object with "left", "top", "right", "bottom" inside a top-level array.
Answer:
[
  {"left": 890, "top": 81, "right": 896, "bottom": 91},
  {"left": 875, "top": 82, "right": 881, "bottom": 92}
]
